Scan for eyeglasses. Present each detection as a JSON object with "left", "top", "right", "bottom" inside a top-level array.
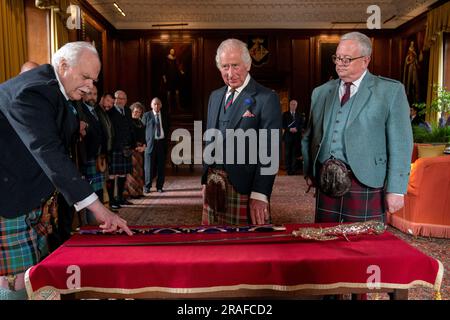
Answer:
[{"left": 332, "top": 55, "right": 366, "bottom": 66}]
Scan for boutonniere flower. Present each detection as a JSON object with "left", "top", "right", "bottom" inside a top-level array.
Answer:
[{"left": 244, "top": 98, "right": 255, "bottom": 108}]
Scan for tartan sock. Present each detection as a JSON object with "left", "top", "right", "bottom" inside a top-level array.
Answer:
[{"left": 0, "top": 288, "right": 28, "bottom": 300}]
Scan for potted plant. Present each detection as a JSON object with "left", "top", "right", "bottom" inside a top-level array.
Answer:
[
  {"left": 412, "top": 124, "right": 450, "bottom": 143},
  {"left": 411, "top": 86, "right": 450, "bottom": 156},
  {"left": 412, "top": 85, "right": 450, "bottom": 123}
]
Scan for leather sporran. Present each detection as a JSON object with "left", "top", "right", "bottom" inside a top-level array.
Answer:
[
  {"left": 205, "top": 169, "right": 227, "bottom": 213},
  {"left": 34, "top": 192, "right": 59, "bottom": 236},
  {"left": 319, "top": 159, "right": 352, "bottom": 197},
  {"left": 96, "top": 154, "right": 107, "bottom": 173}
]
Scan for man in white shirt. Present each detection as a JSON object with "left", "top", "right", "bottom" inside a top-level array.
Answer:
[
  {"left": 202, "top": 38, "right": 282, "bottom": 225},
  {"left": 0, "top": 41, "right": 131, "bottom": 300},
  {"left": 142, "top": 97, "right": 169, "bottom": 194},
  {"left": 302, "top": 32, "right": 413, "bottom": 223}
]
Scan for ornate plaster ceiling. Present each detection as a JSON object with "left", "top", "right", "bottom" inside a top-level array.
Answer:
[{"left": 85, "top": 0, "right": 438, "bottom": 29}]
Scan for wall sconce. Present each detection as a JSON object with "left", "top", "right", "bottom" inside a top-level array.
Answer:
[{"left": 35, "top": 0, "right": 58, "bottom": 9}]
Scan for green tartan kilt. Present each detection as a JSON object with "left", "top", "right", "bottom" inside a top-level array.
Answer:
[
  {"left": 81, "top": 158, "right": 105, "bottom": 192},
  {"left": 0, "top": 209, "right": 46, "bottom": 276}
]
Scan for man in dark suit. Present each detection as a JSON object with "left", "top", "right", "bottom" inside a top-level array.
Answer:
[
  {"left": 202, "top": 38, "right": 282, "bottom": 225},
  {"left": 0, "top": 42, "right": 131, "bottom": 300},
  {"left": 108, "top": 90, "right": 136, "bottom": 207},
  {"left": 142, "top": 97, "right": 169, "bottom": 194},
  {"left": 282, "top": 99, "right": 303, "bottom": 175},
  {"left": 302, "top": 32, "right": 413, "bottom": 224},
  {"left": 78, "top": 84, "right": 108, "bottom": 224}
]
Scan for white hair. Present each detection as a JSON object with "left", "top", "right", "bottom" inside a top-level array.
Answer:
[
  {"left": 340, "top": 32, "right": 372, "bottom": 56},
  {"left": 215, "top": 38, "right": 252, "bottom": 69},
  {"left": 51, "top": 41, "right": 99, "bottom": 69}
]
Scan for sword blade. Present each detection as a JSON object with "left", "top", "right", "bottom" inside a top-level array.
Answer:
[{"left": 64, "top": 233, "right": 295, "bottom": 247}]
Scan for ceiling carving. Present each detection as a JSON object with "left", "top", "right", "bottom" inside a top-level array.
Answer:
[{"left": 84, "top": 0, "right": 438, "bottom": 29}]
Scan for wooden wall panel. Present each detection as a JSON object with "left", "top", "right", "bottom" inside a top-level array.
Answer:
[
  {"left": 371, "top": 37, "right": 392, "bottom": 77},
  {"left": 291, "top": 38, "right": 311, "bottom": 115},
  {"left": 24, "top": 0, "right": 49, "bottom": 64},
  {"left": 116, "top": 39, "right": 141, "bottom": 105},
  {"left": 202, "top": 38, "right": 224, "bottom": 121}
]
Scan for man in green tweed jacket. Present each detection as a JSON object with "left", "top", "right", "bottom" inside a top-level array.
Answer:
[{"left": 302, "top": 32, "right": 413, "bottom": 223}]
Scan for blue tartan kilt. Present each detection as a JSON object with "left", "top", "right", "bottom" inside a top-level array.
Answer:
[
  {"left": 0, "top": 209, "right": 45, "bottom": 276},
  {"left": 110, "top": 151, "right": 133, "bottom": 175},
  {"left": 81, "top": 159, "right": 105, "bottom": 192}
]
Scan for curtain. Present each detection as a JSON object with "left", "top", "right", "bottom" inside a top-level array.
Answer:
[
  {"left": 0, "top": 0, "right": 27, "bottom": 83},
  {"left": 424, "top": 2, "right": 450, "bottom": 123},
  {"left": 425, "top": 33, "right": 443, "bottom": 123}
]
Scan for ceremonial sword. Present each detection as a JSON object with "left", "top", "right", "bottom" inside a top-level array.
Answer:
[{"left": 64, "top": 221, "right": 386, "bottom": 247}]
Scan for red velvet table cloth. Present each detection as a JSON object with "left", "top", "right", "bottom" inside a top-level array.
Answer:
[{"left": 25, "top": 224, "right": 443, "bottom": 299}]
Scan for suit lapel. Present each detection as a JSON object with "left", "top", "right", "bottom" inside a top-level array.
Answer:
[
  {"left": 347, "top": 72, "right": 374, "bottom": 127},
  {"left": 209, "top": 87, "right": 227, "bottom": 129},
  {"left": 322, "top": 81, "right": 339, "bottom": 133},
  {"left": 228, "top": 78, "right": 257, "bottom": 129}
]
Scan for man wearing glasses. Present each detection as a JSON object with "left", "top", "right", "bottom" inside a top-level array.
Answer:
[{"left": 302, "top": 32, "right": 413, "bottom": 224}]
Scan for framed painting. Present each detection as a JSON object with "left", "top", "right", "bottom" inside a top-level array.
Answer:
[
  {"left": 149, "top": 41, "right": 193, "bottom": 115},
  {"left": 315, "top": 36, "right": 340, "bottom": 85}
]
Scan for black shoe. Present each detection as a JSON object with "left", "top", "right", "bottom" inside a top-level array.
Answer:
[
  {"left": 120, "top": 199, "right": 133, "bottom": 205},
  {"left": 110, "top": 203, "right": 121, "bottom": 210}
]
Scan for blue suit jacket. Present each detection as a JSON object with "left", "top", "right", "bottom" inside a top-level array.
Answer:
[
  {"left": 0, "top": 64, "right": 93, "bottom": 218},
  {"left": 302, "top": 72, "right": 413, "bottom": 194},
  {"left": 202, "top": 78, "right": 282, "bottom": 197}
]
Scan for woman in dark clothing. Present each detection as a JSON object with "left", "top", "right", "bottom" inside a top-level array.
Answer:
[{"left": 126, "top": 102, "right": 147, "bottom": 198}]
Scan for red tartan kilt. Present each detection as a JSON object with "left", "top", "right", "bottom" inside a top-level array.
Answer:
[
  {"left": 202, "top": 169, "right": 250, "bottom": 225},
  {"left": 316, "top": 172, "right": 386, "bottom": 223}
]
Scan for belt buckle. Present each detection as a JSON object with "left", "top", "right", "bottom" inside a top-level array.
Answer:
[{"left": 6, "top": 274, "right": 17, "bottom": 291}]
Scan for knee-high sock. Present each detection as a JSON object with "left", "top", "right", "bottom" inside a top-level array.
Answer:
[{"left": 0, "top": 288, "right": 28, "bottom": 300}]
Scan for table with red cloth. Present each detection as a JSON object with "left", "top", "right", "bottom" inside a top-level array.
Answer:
[{"left": 25, "top": 224, "right": 443, "bottom": 300}]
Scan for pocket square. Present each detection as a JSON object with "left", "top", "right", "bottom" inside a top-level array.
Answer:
[{"left": 242, "top": 110, "right": 256, "bottom": 118}]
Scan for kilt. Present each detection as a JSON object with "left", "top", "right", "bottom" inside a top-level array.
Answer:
[
  {"left": 202, "top": 168, "right": 250, "bottom": 225},
  {"left": 0, "top": 209, "right": 45, "bottom": 276},
  {"left": 81, "top": 159, "right": 104, "bottom": 192},
  {"left": 315, "top": 172, "right": 386, "bottom": 223},
  {"left": 125, "top": 151, "right": 144, "bottom": 197},
  {"left": 109, "top": 151, "right": 132, "bottom": 175}
]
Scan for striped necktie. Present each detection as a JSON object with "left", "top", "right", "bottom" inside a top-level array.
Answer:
[{"left": 224, "top": 90, "right": 235, "bottom": 111}]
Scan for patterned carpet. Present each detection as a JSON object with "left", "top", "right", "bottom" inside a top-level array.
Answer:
[{"left": 117, "top": 170, "right": 448, "bottom": 300}]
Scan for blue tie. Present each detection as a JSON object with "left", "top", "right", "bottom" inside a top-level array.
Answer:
[{"left": 68, "top": 101, "right": 78, "bottom": 115}]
